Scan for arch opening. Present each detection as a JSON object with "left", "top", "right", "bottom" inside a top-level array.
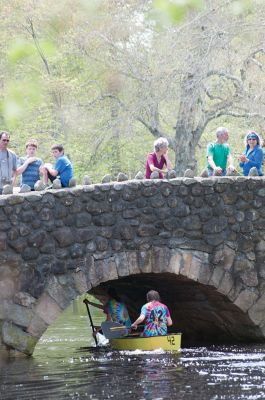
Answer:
[{"left": 89, "top": 273, "right": 264, "bottom": 345}]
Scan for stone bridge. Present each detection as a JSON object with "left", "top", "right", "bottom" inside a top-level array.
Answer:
[{"left": 1, "top": 176, "right": 265, "bottom": 357}]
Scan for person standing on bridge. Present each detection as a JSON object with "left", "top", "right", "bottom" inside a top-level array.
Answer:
[
  {"left": 145, "top": 137, "right": 172, "bottom": 179},
  {"left": 0, "top": 131, "right": 17, "bottom": 194},
  {"left": 131, "top": 290, "right": 172, "bottom": 337},
  {"left": 207, "top": 127, "right": 236, "bottom": 176},
  {"left": 238, "top": 131, "right": 263, "bottom": 176}
]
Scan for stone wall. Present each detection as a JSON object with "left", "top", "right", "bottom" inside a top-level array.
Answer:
[{"left": 1, "top": 176, "right": 265, "bottom": 356}]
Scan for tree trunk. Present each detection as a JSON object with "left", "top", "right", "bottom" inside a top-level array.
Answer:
[
  {"left": 174, "top": 126, "right": 198, "bottom": 175},
  {"left": 110, "top": 103, "right": 121, "bottom": 178},
  {"left": 173, "top": 75, "right": 202, "bottom": 175}
]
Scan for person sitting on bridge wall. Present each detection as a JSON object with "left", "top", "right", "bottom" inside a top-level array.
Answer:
[
  {"left": 238, "top": 131, "right": 263, "bottom": 176},
  {"left": 85, "top": 287, "right": 131, "bottom": 329},
  {"left": 207, "top": 127, "right": 236, "bottom": 176},
  {"left": 15, "top": 139, "right": 43, "bottom": 191},
  {"left": 145, "top": 137, "right": 172, "bottom": 179},
  {"left": 131, "top": 290, "right": 172, "bottom": 337},
  {"left": 40, "top": 144, "right": 74, "bottom": 187}
]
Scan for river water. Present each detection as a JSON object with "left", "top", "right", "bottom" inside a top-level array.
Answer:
[{"left": 0, "top": 298, "right": 265, "bottom": 400}]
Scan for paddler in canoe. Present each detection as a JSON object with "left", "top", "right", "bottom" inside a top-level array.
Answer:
[
  {"left": 131, "top": 290, "right": 172, "bottom": 337},
  {"left": 84, "top": 287, "right": 131, "bottom": 331}
]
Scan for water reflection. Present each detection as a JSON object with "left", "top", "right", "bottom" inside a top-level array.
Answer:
[{"left": 0, "top": 300, "right": 265, "bottom": 399}]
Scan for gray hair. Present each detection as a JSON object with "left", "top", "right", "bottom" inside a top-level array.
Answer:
[
  {"left": 216, "top": 127, "right": 228, "bottom": 138},
  {"left": 154, "top": 137, "right": 169, "bottom": 152}
]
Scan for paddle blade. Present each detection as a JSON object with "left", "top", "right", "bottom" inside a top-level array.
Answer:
[{"left": 101, "top": 321, "right": 129, "bottom": 339}]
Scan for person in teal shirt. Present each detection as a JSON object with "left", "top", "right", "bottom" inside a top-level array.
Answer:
[
  {"left": 207, "top": 127, "right": 236, "bottom": 176},
  {"left": 86, "top": 288, "right": 131, "bottom": 328}
]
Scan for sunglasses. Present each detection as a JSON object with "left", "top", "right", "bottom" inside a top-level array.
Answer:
[
  {"left": 247, "top": 138, "right": 257, "bottom": 141},
  {"left": 1, "top": 139, "right": 9, "bottom": 142}
]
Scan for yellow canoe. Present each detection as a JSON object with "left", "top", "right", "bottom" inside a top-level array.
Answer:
[{"left": 110, "top": 333, "right": 181, "bottom": 351}]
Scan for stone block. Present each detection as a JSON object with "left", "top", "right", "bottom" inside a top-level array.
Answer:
[
  {"left": 83, "top": 175, "right": 91, "bottom": 185},
  {"left": 34, "top": 292, "right": 62, "bottom": 325},
  {"left": 91, "top": 258, "right": 118, "bottom": 285},
  {"left": 0, "top": 279, "right": 16, "bottom": 300},
  {"left": 102, "top": 174, "right": 111, "bottom": 183},
  {"left": 167, "top": 169, "right": 177, "bottom": 179},
  {"left": 188, "top": 253, "right": 208, "bottom": 281},
  {"left": 9, "top": 237, "right": 28, "bottom": 253},
  {"left": 240, "top": 269, "right": 258, "bottom": 287},
  {"left": 0, "top": 231, "right": 7, "bottom": 252},
  {"left": 209, "top": 266, "right": 225, "bottom": 288},
  {"left": 227, "top": 281, "right": 244, "bottom": 302},
  {"left": 75, "top": 212, "right": 92, "bottom": 228},
  {"left": 135, "top": 171, "right": 144, "bottom": 180},
  {"left": 53, "top": 227, "right": 74, "bottom": 247},
  {"left": 14, "top": 292, "right": 37, "bottom": 308},
  {"left": 184, "top": 169, "right": 195, "bottom": 178},
  {"left": 197, "top": 263, "right": 213, "bottom": 285},
  {"left": 22, "top": 247, "right": 39, "bottom": 261},
  {"left": 73, "top": 270, "right": 91, "bottom": 294},
  {"left": 212, "top": 244, "right": 236, "bottom": 271},
  {"left": 234, "top": 289, "right": 259, "bottom": 312},
  {"left": 137, "top": 224, "right": 158, "bottom": 237},
  {"left": 4, "top": 302, "right": 33, "bottom": 328},
  {"left": 248, "top": 293, "right": 265, "bottom": 325},
  {"left": 115, "top": 252, "right": 130, "bottom": 277},
  {"left": 179, "top": 252, "right": 192, "bottom": 277},
  {"left": 46, "top": 275, "right": 78, "bottom": 310},
  {"left": 127, "top": 251, "right": 141, "bottom": 275},
  {"left": 117, "top": 172, "right": 128, "bottom": 182},
  {"left": 27, "top": 314, "right": 48, "bottom": 338},
  {"left": 167, "top": 250, "right": 182, "bottom": 274},
  {"left": 137, "top": 250, "right": 152, "bottom": 273},
  {"left": 151, "top": 247, "right": 171, "bottom": 273},
  {"left": 217, "top": 272, "right": 234, "bottom": 295},
  {"left": 2, "top": 321, "right": 38, "bottom": 356}
]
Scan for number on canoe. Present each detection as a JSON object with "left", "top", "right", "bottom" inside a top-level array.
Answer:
[{"left": 167, "top": 335, "right": 175, "bottom": 346}]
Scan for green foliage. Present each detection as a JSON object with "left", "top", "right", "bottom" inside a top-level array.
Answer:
[
  {"left": 7, "top": 39, "right": 36, "bottom": 63},
  {"left": 0, "top": 0, "right": 264, "bottom": 182},
  {"left": 153, "top": 0, "right": 204, "bottom": 25}
]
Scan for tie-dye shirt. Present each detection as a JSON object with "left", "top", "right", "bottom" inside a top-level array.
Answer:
[
  {"left": 141, "top": 301, "right": 171, "bottom": 337},
  {"left": 103, "top": 299, "right": 131, "bottom": 328}
]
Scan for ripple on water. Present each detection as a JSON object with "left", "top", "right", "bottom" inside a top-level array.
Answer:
[{"left": 1, "top": 310, "right": 265, "bottom": 400}]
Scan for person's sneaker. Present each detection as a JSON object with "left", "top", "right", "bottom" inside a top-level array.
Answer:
[
  {"left": 2, "top": 184, "right": 13, "bottom": 195},
  {"left": 34, "top": 180, "right": 46, "bottom": 191},
  {"left": 19, "top": 184, "right": 31, "bottom": 193}
]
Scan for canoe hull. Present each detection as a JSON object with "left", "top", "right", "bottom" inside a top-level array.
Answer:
[{"left": 110, "top": 333, "right": 181, "bottom": 351}]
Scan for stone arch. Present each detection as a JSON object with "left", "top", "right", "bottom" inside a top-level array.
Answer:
[
  {"left": 2, "top": 246, "right": 264, "bottom": 357},
  {"left": 2, "top": 177, "right": 265, "bottom": 357}
]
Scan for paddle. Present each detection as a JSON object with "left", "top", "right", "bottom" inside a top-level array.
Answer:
[
  {"left": 83, "top": 298, "right": 98, "bottom": 346},
  {"left": 101, "top": 321, "right": 129, "bottom": 339}
]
